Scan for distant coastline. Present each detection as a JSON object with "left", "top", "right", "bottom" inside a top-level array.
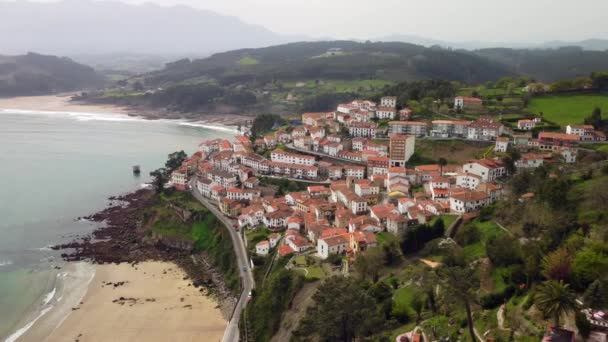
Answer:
[{"left": 0, "top": 94, "right": 248, "bottom": 131}]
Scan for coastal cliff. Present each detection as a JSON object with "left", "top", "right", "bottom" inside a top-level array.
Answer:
[{"left": 54, "top": 189, "right": 240, "bottom": 318}]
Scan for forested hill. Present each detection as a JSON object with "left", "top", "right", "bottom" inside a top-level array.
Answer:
[
  {"left": 475, "top": 46, "right": 608, "bottom": 82},
  {"left": 143, "top": 41, "right": 515, "bottom": 86},
  {"left": 0, "top": 53, "right": 105, "bottom": 96}
]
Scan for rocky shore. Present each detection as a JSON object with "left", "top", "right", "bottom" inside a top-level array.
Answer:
[{"left": 52, "top": 189, "right": 237, "bottom": 319}]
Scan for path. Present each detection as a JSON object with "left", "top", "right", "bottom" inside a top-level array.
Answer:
[{"left": 189, "top": 179, "right": 254, "bottom": 342}]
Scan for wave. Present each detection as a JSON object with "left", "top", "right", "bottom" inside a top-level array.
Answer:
[
  {"left": 42, "top": 287, "right": 57, "bottom": 306},
  {"left": 0, "top": 260, "right": 13, "bottom": 267},
  {"left": 2, "top": 108, "right": 240, "bottom": 133},
  {"left": 140, "top": 183, "right": 153, "bottom": 189},
  {"left": 177, "top": 121, "right": 239, "bottom": 132},
  {"left": 4, "top": 306, "right": 54, "bottom": 342}
]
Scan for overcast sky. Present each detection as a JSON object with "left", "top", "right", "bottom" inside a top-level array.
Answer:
[{"left": 11, "top": 0, "right": 608, "bottom": 42}]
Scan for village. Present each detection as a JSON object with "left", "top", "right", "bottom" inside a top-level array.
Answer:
[{"left": 166, "top": 95, "right": 606, "bottom": 266}]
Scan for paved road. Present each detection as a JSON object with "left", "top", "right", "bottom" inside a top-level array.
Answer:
[{"left": 189, "top": 179, "right": 254, "bottom": 342}]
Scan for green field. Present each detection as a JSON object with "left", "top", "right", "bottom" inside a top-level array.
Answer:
[
  {"left": 527, "top": 94, "right": 608, "bottom": 126},
  {"left": 238, "top": 56, "right": 259, "bottom": 65},
  {"left": 284, "top": 79, "right": 394, "bottom": 93}
]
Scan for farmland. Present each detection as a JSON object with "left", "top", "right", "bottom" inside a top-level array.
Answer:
[{"left": 527, "top": 94, "right": 608, "bottom": 126}]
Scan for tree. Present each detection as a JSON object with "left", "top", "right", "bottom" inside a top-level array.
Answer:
[
  {"left": 132, "top": 81, "right": 144, "bottom": 91},
  {"left": 354, "top": 247, "right": 384, "bottom": 282},
  {"left": 411, "top": 295, "right": 426, "bottom": 323},
  {"left": 534, "top": 280, "right": 577, "bottom": 327},
  {"left": 572, "top": 246, "right": 608, "bottom": 289},
  {"left": 486, "top": 235, "right": 521, "bottom": 267},
  {"left": 165, "top": 151, "right": 187, "bottom": 172},
  {"left": 542, "top": 247, "right": 573, "bottom": 281},
  {"left": 438, "top": 266, "right": 478, "bottom": 342},
  {"left": 575, "top": 311, "right": 592, "bottom": 339},
  {"left": 294, "top": 276, "right": 378, "bottom": 341},
  {"left": 583, "top": 280, "right": 607, "bottom": 310},
  {"left": 584, "top": 107, "right": 602, "bottom": 128},
  {"left": 149, "top": 168, "right": 167, "bottom": 194},
  {"left": 438, "top": 157, "right": 447, "bottom": 175}
]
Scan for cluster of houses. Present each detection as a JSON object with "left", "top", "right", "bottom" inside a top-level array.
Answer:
[
  {"left": 170, "top": 129, "right": 511, "bottom": 260},
  {"left": 166, "top": 94, "right": 599, "bottom": 261}
]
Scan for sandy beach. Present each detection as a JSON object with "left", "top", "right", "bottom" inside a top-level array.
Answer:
[
  {"left": 0, "top": 94, "right": 130, "bottom": 114},
  {"left": 21, "top": 261, "right": 227, "bottom": 342},
  {"left": 0, "top": 94, "right": 252, "bottom": 126}
]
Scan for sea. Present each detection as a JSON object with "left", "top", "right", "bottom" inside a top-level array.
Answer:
[{"left": 0, "top": 108, "right": 234, "bottom": 340}]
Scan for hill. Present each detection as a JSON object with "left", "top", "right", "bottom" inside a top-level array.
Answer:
[
  {"left": 144, "top": 41, "right": 514, "bottom": 86},
  {"left": 0, "top": 0, "right": 300, "bottom": 57},
  {"left": 474, "top": 46, "right": 608, "bottom": 81},
  {"left": 0, "top": 52, "right": 105, "bottom": 96}
]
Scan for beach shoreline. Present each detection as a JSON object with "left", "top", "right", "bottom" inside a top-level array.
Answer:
[
  {"left": 18, "top": 261, "right": 227, "bottom": 342},
  {"left": 0, "top": 94, "right": 252, "bottom": 128}
]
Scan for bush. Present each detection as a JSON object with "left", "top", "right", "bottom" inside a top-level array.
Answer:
[
  {"left": 575, "top": 312, "right": 592, "bottom": 339},
  {"left": 480, "top": 285, "right": 517, "bottom": 309}
]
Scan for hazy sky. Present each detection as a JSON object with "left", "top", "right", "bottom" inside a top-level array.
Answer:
[
  {"left": 11, "top": 0, "right": 608, "bottom": 42},
  {"left": 120, "top": 0, "right": 608, "bottom": 42}
]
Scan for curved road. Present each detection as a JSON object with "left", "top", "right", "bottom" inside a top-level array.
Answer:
[{"left": 189, "top": 179, "right": 254, "bottom": 342}]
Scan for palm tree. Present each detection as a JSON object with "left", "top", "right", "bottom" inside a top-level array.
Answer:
[{"left": 534, "top": 280, "right": 577, "bottom": 327}]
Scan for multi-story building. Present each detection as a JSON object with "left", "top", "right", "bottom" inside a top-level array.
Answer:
[
  {"left": 376, "top": 106, "right": 396, "bottom": 120},
  {"left": 466, "top": 117, "right": 504, "bottom": 141},
  {"left": 566, "top": 124, "right": 594, "bottom": 136},
  {"left": 450, "top": 190, "right": 491, "bottom": 213},
  {"left": 344, "top": 165, "right": 366, "bottom": 179},
  {"left": 389, "top": 134, "right": 416, "bottom": 167},
  {"left": 348, "top": 122, "right": 378, "bottom": 138},
  {"left": 380, "top": 96, "right": 397, "bottom": 108},
  {"left": 367, "top": 156, "right": 390, "bottom": 175},
  {"left": 463, "top": 159, "right": 506, "bottom": 182},
  {"left": 495, "top": 137, "right": 509, "bottom": 153},
  {"left": 389, "top": 121, "right": 428, "bottom": 137},
  {"left": 271, "top": 149, "right": 315, "bottom": 165},
  {"left": 431, "top": 120, "right": 471, "bottom": 138}
]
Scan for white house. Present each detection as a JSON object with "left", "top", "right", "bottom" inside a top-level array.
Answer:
[
  {"left": 256, "top": 240, "right": 270, "bottom": 256},
  {"left": 517, "top": 119, "right": 536, "bottom": 130},
  {"left": 271, "top": 149, "right": 315, "bottom": 165},
  {"left": 463, "top": 159, "right": 506, "bottom": 182},
  {"left": 566, "top": 125, "right": 594, "bottom": 136},
  {"left": 317, "top": 234, "right": 350, "bottom": 259},
  {"left": 380, "top": 96, "right": 397, "bottom": 108},
  {"left": 515, "top": 153, "right": 545, "bottom": 169},
  {"left": 495, "top": 137, "right": 509, "bottom": 153},
  {"left": 449, "top": 191, "right": 491, "bottom": 213},
  {"left": 376, "top": 106, "right": 396, "bottom": 120},
  {"left": 455, "top": 173, "right": 482, "bottom": 190}
]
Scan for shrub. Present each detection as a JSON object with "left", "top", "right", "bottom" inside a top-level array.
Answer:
[{"left": 480, "top": 285, "right": 517, "bottom": 309}]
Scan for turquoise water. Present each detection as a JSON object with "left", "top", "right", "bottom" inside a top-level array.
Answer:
[{"left": 0, "top": 109, "right": 233, "bottom": 339}]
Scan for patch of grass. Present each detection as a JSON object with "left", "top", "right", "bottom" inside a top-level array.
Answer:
[
  {"left": 527, "top": 94, "right": 608, "bottom": 126},
  {"left": 415, "top": 140, "right": 489, "bottom": 165},
  {"left": 377, "top": 231, "right": 397, "bottom": 246},
  {"left": 490, "top": 267, "right": 509, "bottom": 293},
  {"left": 238, "top": 56, "right": 259, "bottom": 65},
  {"left": 393, "top": 285, "right": 417, "bottom": 316},
  {"left": 430, "top": 215, "right": 458, "bottom": 228},
  {"left": 580, "top": 143, "right": 608, "bottom": 152},
  {"left": 461, "top": 220, "right": 505, "bottom": 262},
  {"left": 463, "top": 242, "right": 485, "bottom": 262}
]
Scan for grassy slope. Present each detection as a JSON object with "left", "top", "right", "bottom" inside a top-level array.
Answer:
[
  {"left": 527, "top": 94, "right": 608, "bottom": 126},
  {"left": 413, "top": 140, "right": 489, "bottom": 165}
]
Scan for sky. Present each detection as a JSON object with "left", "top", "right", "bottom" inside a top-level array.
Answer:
[
  {"left": 116, "top": 0, "right": 608, "bottom": 42},
  {"left": 5, "top": 0, "right": 608, "bottom": 43}
]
